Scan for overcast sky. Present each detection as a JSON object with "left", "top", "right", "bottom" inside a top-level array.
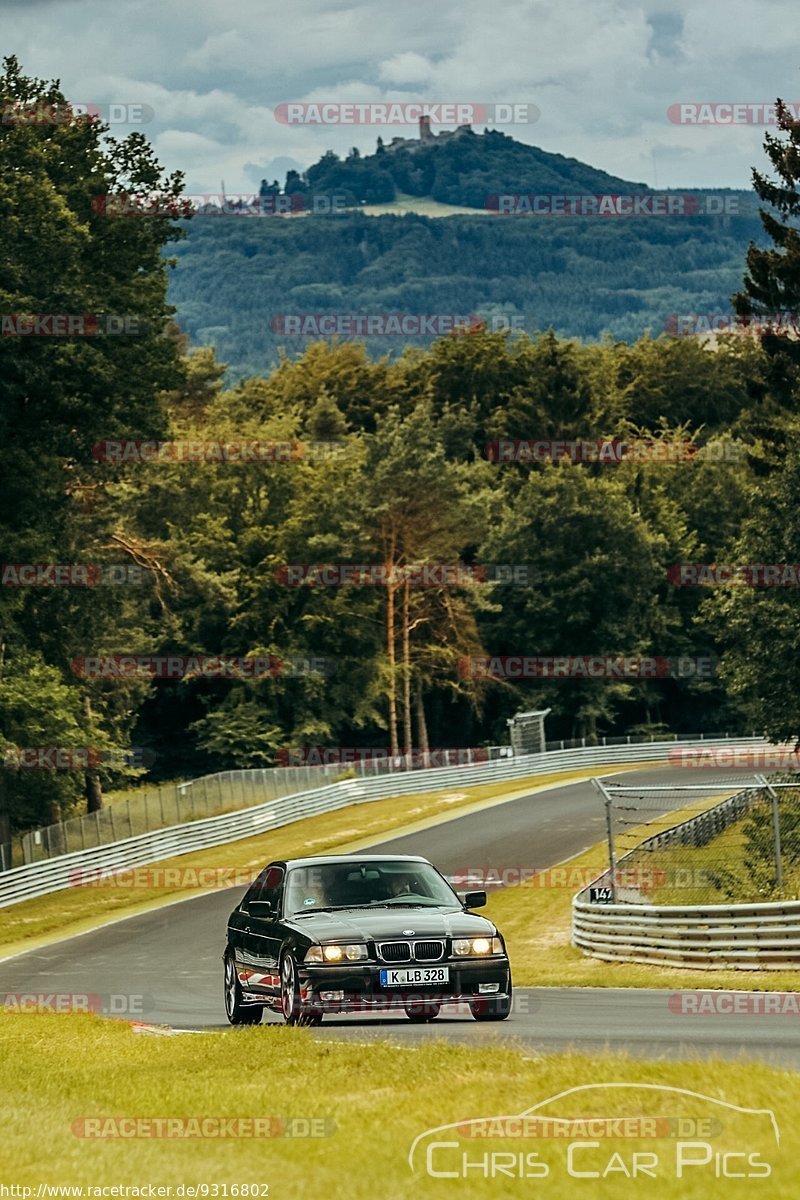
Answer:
[{"left": 3, "top": 0, "right": 798, "bottom": 192}]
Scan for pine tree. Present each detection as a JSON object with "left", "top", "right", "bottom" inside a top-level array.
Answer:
[{"left": 733, "top": 100, "right": 800, "bottom": 367}]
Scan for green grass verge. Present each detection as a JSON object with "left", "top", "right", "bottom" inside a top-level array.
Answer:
[
  {"left": 1, "top": 1011, "right": 797, "bottom": 1197},
  {"left": 0, "top": 765, "right": 650, "bottom": 959}
]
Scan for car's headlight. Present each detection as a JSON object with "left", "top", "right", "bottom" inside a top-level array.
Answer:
[
  {"left": 452, "top": 936, "right": 504, "bottom": 957},
  {"left": 305, "top": 944, "right": 368, "bottom": 963}
]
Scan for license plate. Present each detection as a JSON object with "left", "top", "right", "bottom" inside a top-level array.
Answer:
[{"left": 379, "top": 967, "right": 450, "bottom": 987}]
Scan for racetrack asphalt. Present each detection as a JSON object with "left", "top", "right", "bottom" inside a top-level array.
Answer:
[{"left": 3, "top": 764, "right": 798, "bottom": 1067}]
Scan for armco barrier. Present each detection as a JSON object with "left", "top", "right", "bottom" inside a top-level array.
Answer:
[
  {"left": 573, "top": 897, "right": 800, "bottom": 969},
  {"left": 0, "top": 737, "right": 767, "bottom": 910},
  {"left": 17, "top": 746, "right": 515, "bottom": 865},
  {"left": 573, "top": 780, "right": 800, "bottom": 969}
]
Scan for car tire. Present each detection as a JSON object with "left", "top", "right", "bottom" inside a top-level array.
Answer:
[
  {"left": 299, "top": 1008, "right": 324, "bottom": 1027},
  {"left": 280, "top": 951, "right": 303, "bottom": 1025},
  {"left": 404, "top": 1001, "right": 441, "bottom": 1023},
  {"left": 469, "top": 985, "right": 512, "bottom": 1022},
  {"left": 224, "top": 953, "right": 264, "bottom": 1025}
]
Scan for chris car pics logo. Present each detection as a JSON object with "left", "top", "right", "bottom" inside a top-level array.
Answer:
[{"left": 409, "top": 1084, "right": 779, "bottom": 1181}]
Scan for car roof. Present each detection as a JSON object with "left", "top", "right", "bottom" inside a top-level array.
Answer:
[{"left": 276, "top": 854, "right": 431, "bottom": 870}]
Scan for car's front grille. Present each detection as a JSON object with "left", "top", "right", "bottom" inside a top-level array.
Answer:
[
  {"left": 376, "top": 939, "right": 445, "bottom": 963},
  {"left": 378, "top": 941, "right": 411, "bottom": 962},
  {"left": 413, "top": 940, "right": 445, "bottom": 962}
]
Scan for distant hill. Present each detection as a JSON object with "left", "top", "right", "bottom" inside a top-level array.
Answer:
[
  {"left": 168, "top": 129, "right": 765, "bottom": 380},
  {"left": 275, "top": 127, "right": 650, "bottom": 209}
]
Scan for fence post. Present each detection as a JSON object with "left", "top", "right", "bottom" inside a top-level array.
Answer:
[
  {"left": 592, "top": 777, "right": 617, "bottom": 903},
  {"left": 756, "top": 774, "right": 783, "bottom": 894}
]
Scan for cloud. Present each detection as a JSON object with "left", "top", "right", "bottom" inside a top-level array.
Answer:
[
  {"left": 378, "top": 53, "right": 436, "bottom": 86},
  {"left": 1, "top": 0, "right": 794, "bottom": 189}
]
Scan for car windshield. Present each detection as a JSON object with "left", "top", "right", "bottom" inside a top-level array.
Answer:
[{"left": 284, "top": 861, "right": 460, "bottom": 914}]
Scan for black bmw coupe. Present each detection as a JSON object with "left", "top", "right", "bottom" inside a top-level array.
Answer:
[{"left": 223, "top": 854, "right": 512, "bottom": 1025}]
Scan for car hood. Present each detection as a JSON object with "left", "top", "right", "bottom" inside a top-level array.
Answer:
[{"left": 286, "top": 906, "right": 495, "bottom": 942}]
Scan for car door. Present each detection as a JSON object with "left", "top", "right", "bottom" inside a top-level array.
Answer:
[
  {"left": 229, "top": 871, "right": 268, "bottom": 995},
  {"left": 242, "top": 865, "right": 286, "bottom": 1000}
]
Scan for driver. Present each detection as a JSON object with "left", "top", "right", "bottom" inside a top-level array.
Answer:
[{"left": 386, "top": 873, "right": 415, "bottom": 898}]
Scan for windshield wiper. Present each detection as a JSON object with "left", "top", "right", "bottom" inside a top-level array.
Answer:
[{"left": 292, "top": 905, "right": 366, "bottom": 915}]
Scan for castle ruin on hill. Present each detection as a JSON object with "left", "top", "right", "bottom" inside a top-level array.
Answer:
[{"left": 384, "top": 114, "right": 474, "bottom": 151}]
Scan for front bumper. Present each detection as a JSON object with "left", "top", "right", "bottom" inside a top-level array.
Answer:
[{"left": 298, "top": 958, "right": 511, "bottom": 1013}]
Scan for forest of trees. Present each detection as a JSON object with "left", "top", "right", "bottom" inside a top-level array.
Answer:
[
  {"left": 4, "top": 58, "right": 800, "bottom": 841},
  {"left": 170, "top": 203, "right": 763, "bottom": 378}
]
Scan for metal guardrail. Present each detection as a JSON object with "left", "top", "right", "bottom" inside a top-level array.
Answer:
[
  {"left": 573, "top": 780, "right": 800, "bottom": 969},
  {"left": 10, "top": 730, "right": 750, "bottom": 867},
  {"left": 0, "top": 736, "right": 763, "bottom": 910},
  {"left": 573, "top": 895, "right": 800, "bottom": 969},
  {"left": 12, "top": 746, "right": 515, "bottom": 866}
]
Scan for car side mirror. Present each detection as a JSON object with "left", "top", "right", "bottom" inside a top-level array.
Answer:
[
  {"left": 248, "top": 900, "right": 275, "bottom": 919},
  {"left": 462, "top": 890, "right": 487, "bottom": 909}
]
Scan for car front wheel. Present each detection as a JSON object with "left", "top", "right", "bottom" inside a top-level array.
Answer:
[
  {"left": 470, "top": 985, "right": 512, "bottom": 1021},
  {"left": 224, "top": 954, "right": 263, "bottom": 1025},
  {"left": 280, "top": 952, "right": 303, "bottom": 1025},
  {"left": 404, "top": 1001, "right": 440, "bottom": 1023},
  {"left": 279, "top": 952, "right": 324, "bottom": 1026}
]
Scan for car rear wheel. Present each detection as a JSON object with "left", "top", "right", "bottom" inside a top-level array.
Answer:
[
  {"left": 469, "top": 986, "right": 512, "bottom": 1022},
  {"left": 299, "top": 1007, "right": 324, "bottom": 1027},
  {"left": 404, "top": 1001, "right": 440, "bottom": 1023},
  {"left": 224, "top": 954, "right": 263, "bottom": 1025}
]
